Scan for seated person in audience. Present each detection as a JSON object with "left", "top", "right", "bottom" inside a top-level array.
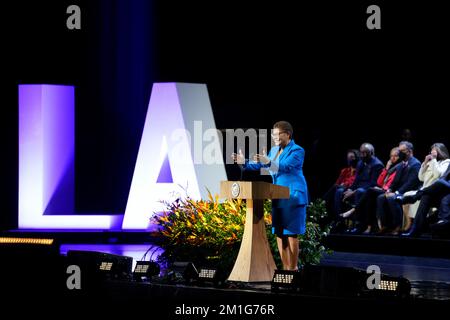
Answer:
[
  {"left": 323, "top": 149, "right": 359, "bottom": 219},
  {"left": 346, "top": 147, "right": 401, "bottom": 234},
  {"left": 376, "top": 141, "right": 421, "bottom": 235},
  {"left": 402, "top": 165, "right": 450, "bottom": 237},
  {"left": 430, "top": 193, "right": 450, "bottom": 235},
  {"left": 402, "top": 143, "right": 450, "bottom": 231},
  {"left": 333, "top": 143, "right": 383, "bottom": 224},
  {"left": 335, "top": 149, "right": 359, "bottom": 188}
]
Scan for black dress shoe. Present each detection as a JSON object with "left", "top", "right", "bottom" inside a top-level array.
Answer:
[
  {"left": 349, "top": 227, "right": 363, "bottom": 235},
  {"left": 401, "top": 227, "right": 420, "bottom": 237},
  {"left": 431, "top": 220, "right": 450, "bottom": 231}
]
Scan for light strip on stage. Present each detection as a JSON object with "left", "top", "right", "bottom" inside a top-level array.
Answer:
[{"left": 18, "top": 85, "right": 121, "bottom": 229}]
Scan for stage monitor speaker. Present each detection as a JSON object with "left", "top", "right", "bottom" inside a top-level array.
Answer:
[
  {"left": 169, "top": 261, "right": 198, "bottom": 284},
  {"left": 66, "top": 250, "right": 133, "bottom": 290},
  {"left": 133, "top": 261, "right": 161, "bottom": 281},
  {"left": 301, "top": 265, "right": 365, "bottom": 297},
  {"left": 197, "top": 266, "right": 226, "bottom": 287},
  {"left": 300, "top": 265, "right": 410, "bottom": 298}
]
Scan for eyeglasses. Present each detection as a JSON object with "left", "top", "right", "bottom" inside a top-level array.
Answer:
[{"left": 271, "top": 131, "right": 287, "bottom": 138}]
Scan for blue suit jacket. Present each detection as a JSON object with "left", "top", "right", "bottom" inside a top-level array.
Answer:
[{"left": 243, "top": 140, "right": 308, "bottom": 205}]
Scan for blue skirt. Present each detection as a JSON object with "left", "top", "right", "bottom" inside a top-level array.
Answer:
[{"left": 271, "top": 200, "right": 306, "bottom": 236}]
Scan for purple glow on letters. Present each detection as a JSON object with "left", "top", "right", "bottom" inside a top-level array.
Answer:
[
  {"left": 19, "top": 85, "right": 121, "bottom": 229},
  {"left": 18, "top": 83, "right": 226, "bottom": 230}
]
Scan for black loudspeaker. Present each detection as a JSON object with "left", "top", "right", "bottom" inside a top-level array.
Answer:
[
  {"left": 300, "top": 265, "right": 410, "bottom": 298},
  {"left": 133, "top": 261, "right": 161, "bottom": 281},
  {"left": 66, "top": 250, "right": 133, "bottom": 291},
  {"left": 302, "top": 265, "right": 365, "bottom": 297},
  {"left": 168, "top": 261, "right": 198, "bottom": 284}
]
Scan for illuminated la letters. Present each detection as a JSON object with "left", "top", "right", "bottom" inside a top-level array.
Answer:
[{"left": 18, "top": 83, "right": 227, "bottom": 230}]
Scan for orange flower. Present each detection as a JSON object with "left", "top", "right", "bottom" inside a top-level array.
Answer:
[{"left": 198, "top": 211, "right": 206, "bottom": 221}]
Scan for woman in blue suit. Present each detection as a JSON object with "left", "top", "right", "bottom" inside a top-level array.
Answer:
[{"left": 232, "top": 121, "right": 308, "bottom": 270}]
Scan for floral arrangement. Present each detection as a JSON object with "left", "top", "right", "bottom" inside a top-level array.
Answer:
[{"left": 152, "top": 192, "right": 330, "bottom": 271}]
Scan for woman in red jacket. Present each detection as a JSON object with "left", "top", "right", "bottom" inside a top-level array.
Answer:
[
  {"left": 376, "top": 152, "right": 400, "bottom": 191},
  {"left": 335, "top": 150, "right": 359, "bottom": 188},
  {"left": 324, "top": 149, "right": 359, "bottom": 223}
]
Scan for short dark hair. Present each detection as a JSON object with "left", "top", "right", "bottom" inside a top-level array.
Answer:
[
  {"left": 273, "top": 121, "right": 293, "bottom": 139},
  {"left": 347, "top": 149, "right": 360, "bottom": 159},
  {"left": 399, "top": 141, "right": 414, "bottom": 152}
]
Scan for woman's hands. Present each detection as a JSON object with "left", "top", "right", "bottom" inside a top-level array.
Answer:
[
  {"left": 386, "top": 159, "right": 392, "bottom": 170},
  {"left": 232, "top": 148, "right": 270, "bottom": 165},
  {"left": 423, "top": 154, "right": 434, "bottom": 163},
  {"left": 253, "top": 148, "right": 270, "bottom": 165},
  {"left": 231, "top": 149, "right": 245, "bottom": 164}
]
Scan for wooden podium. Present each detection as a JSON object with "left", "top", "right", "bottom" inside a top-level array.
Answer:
[{"left": 220, "top": 181, "right": 289, "bottom": 282}]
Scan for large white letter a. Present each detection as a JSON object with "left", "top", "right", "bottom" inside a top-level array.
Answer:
[{"left": 122, "top": 83, "right": 227, "bottom": 229}]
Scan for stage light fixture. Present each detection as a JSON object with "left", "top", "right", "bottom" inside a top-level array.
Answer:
[
  {"left": 99, "top": 261, "right": 113, "bottom": 271},
  {"left": 367, "top": 274, "right": 411, "bottom": 298},
  {"left": 133, "top": 261, "right": 161, "bottom": 281},
  {"left": 170, "top": 261, "right": 198, "bottom": 284},
  {"left": 66, "top": 250, "right": 133, "bottom": 288},
  {"left": 197, "top": 267, "right": 225, "bottom": 287},
  {"left": 379, "top": 279, "right": 398, "bottom": 291},
  {"left": 199, "top": 268, "right": 216, "bottom": 279},
  {"left": 271, "top": 270, "right": 301, "bottom": 292}
]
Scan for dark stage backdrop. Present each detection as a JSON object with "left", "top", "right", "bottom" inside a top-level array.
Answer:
[{"left": 1, "top": 0, "right": 449, "bottom": 230}]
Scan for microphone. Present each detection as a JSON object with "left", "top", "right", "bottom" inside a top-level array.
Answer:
[{"left": 239, "top": 164, "right": 244, "bottom": 181}]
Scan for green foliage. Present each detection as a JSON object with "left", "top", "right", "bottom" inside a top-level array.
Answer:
[
  {"left": 301, "top": 199, "right": 332, "bottom": 265},
  {"left": 266, "top": 198, "right": 332, "bottom": 267}
]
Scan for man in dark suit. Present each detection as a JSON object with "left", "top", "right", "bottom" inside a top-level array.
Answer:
[
  {"left": 377, "top": 141, "right": 421, "bottom": 235},
  {"left": 402, "top": 165, "right": 450, "bottom": 237},
  {"left": 333, "top": 143, "right": 383, "bottom": 221}
]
